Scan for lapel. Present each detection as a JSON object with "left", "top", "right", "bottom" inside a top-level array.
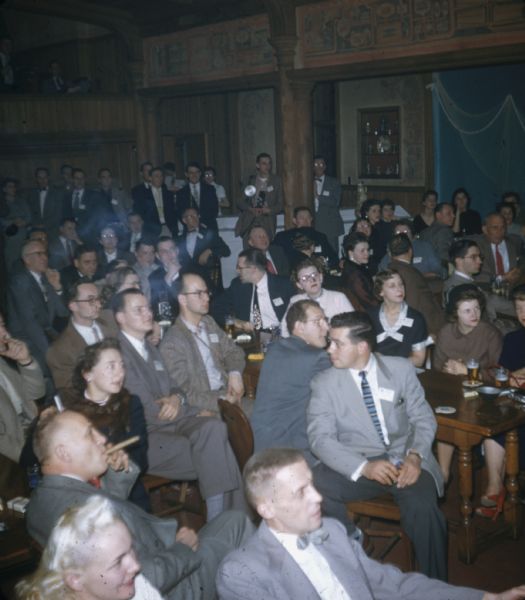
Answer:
[
  {"left": 481, "top": 238, "right": 496, "bottom": 274},
  {"left": 175, "top": 318, "right": 214, "bottom": 382},
  {"left": 119, "top": 333, "right": 169, "bottom": 397},
  {"left": 26, "top": 270, "right": 49, "bottom": 313},
  {"left": 375, "top": 355, "right": 400, "bottom": 421}
]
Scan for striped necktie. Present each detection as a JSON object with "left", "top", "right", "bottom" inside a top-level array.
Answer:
[{"left": 359, "top": 370, "right": 386, "bottom": 445}]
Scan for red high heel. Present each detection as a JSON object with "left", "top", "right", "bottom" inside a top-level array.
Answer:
[{"left": 475, "top": 487, "right": 505, "bottom": 521}]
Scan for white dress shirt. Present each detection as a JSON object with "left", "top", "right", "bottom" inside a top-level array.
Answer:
[
  {"left": 151, "top": 186, "right": 165, "bottom": 224},
  {"left": 122, "top": 331, "right": 149, "bottom": 361},
  {"left": 72, "top": 321, "right": 104, "bottom": 345},
  {"left": 314, "top": 174, "right": 325, "bottom": 212},
  {"left": 251, "top": 273, "right": 280, "bottom": 328},
  {"left": 491, "top": 241, "right": 510, "bottom": 274}
]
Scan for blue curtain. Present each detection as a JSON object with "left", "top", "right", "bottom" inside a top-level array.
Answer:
[{"left": 432, "top": 64, "right": 525, "bottom": 217}]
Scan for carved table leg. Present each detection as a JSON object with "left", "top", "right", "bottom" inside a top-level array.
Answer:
[
  {"left": 457, "top": 445, "right": 476, "bottom": 563},
  {"left": 504, "top": 428, "right": 522, "bottom": 539}
]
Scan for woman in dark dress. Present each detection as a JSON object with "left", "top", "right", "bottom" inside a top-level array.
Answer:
[
  {"left": 368, "top": 269, "right": 430, "bottom": 367},
  {"left": 412, "top": 189, "right": 437, "bottom": 235},
  {"left": 359, "top": 199, "right": 383, "bottom": 272},
  {"left": 62, "top": 338, "right": 151, "bottom": 512},
  {"left": 340, "top": 231, "right": 378, "bottom": 312},
  {"left": 452, "top": 187, "right": 482, "bottom": 236}
]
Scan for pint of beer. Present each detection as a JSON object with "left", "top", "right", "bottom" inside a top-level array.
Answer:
[
  {"left": 224, "top": 315, "right": 235, "bottom": 338},
  {"left": 466, "top": 358, "right": 480, "bottom": 384},
  {"left": 494, "top": 367, "right": 509, "bottom": 388}
]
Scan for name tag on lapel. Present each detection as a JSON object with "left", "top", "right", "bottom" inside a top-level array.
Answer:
[
  {"left": 273, "top": 297, "right": 284, "bottom": 307},
  {"left": 314, "top": 245, "right": 322, "bottom": 253},
  {"left": 413, "top": 256, "right": 422, "bottom": 264},
  {"left": 153, "top": 361, "right": 164, "bottom": 371},
  {"left": 209, "top": 333, "right": 219, "bottom": 343},
  {"left": 197, "top": 233, "right": 204, "bottom": 239},
  {"left": 379, "top": 387, "right": 395, "bottom": 402},
  {"left": 322, "top": 190, "right": 330, "bottom": 196},
  {"left": 111, "top": 198, "right": 119, "bottom": 205},
  {"left": 267, "top": 185, "right": 274, "bottom": 192}
]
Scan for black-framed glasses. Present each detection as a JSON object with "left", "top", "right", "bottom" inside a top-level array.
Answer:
[
  {"left": 181, "top": 290, "right": 211, "bottom": 299},
  {"left": 75, "top": 296, "right": 101, "bottom": 305},
  {"left": 299, "top": 272, "right": 321, "bottom": 283}
]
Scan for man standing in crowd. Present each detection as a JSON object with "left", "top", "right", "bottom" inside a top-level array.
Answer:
[
  {"left": 26, "top": 167, "right": 64, "bottom": 239},
  {"left": 420, "top": 202, "right": 455, "bottom": 265},
  {"left": 312, "top": 155, "right": 344, "bottom": 254},
  {"left": 176, "top": 162, "right": 219, "bottom": 231}
]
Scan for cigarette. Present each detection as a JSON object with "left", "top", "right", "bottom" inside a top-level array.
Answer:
[{"left": 106, "top": 436, "right": 140, "bottom": 454}]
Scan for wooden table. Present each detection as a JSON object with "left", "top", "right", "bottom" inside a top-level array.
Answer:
[{"left": 419, "top": 371, "right": 525, "bottom": 564}]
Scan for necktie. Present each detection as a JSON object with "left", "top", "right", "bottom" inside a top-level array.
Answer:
[
  {"left": 252, "top": 285, "right": 263, "bottom": 330},
  {"left": 495, "top": 244, "right": 504, "bottom": 276},
  {"left": 73, "top": 191, "right": 80, "bottom": 211},
  {"left": 37, "top": 275, "right": 48, "bottom": 302},
  {"left": 266, "top": 258, "right": 277, "bottom": 275},
  {"left": 67, "top": 240, "right": 74, "bottom": 262},
  {"left": 359, "top": 370, "right": 386, "bottom": 445},
  {"left": 191, "top": 184, "right": 200, "bottom": 207},
  {"left": 314, "top": 177, "right": 322, "bottom": 182},
  {"left": 296, "top": 527, "right": 330, "bottom": 550},
  {"left": 92, "top": 326, "right": 101, "bottom": 342}
]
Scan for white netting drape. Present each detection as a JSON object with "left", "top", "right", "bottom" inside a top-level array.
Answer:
[{"left": 431, "top": 74, "right": 525, "bottom": 191}]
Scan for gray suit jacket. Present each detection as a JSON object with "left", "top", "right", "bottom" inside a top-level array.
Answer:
[
  {"left": 420, "top": 221, "right": 454, "bottom": 264},
  {"left": 314, "top": 175, "right": 344, "bottom": 241},
  {"left": 0, "top": 358, "right": 44, "bottom": 461},
  {"left": 251, "top": 336, "right": 331, "bottom": 464},
  {"left": 159, "top": 316, "right": 245, "bottom": 412},
  {"left": 216, "top": 518, "right": 483, "bottom": 600},
  {"left": 307, "top": 354, "right": 444, "bottom": 496},
  {"left": 470, "top": 234, "right": 524, "bottom": 284},
  {"left": 26, "top": 468, "right": 204, "bottom": 598}
]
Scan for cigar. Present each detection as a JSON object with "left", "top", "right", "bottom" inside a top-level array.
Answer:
[{"left": 106, "top": 435, "right": 140, "bottom": 454}]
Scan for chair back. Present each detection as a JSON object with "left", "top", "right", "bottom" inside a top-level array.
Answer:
[{"left": 218, "top": 399, "right": 254, "bottom": 471}]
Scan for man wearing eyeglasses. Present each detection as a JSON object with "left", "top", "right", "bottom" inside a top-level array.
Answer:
[
  {"left": 251, "top": 299, "right": 331, "bottom": 465},
  {"left": 47, "top": 281, "right": 112, "bottom": 393},
  {"left": 7, "top": 239, "right": 68, "bottom": 385},
  {"left": 160, "top": 273, "right": 246, "bottom": 413},
  {"left": 280, "top": 258, "right": 353, "bottom": 337}
]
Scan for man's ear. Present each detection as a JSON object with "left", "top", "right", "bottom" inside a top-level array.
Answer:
[
  {"left": 114, "top": 311, "right": 124, "bottom": 327},
  {"left": 257, "top": 499, "right": 275, "bottom": 521},
  {"left": 64, "top": 571, "right": 84, "bottom": 592},
  {"left": 54, "top": 443, "right": 71, "bottom": 463}
]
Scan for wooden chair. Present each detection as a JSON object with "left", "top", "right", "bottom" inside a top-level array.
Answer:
[
  {"left": 218, "top": 399, "right": 254, "bottom": 471},
  {"left": 347, "top": 495, "right": 415, "bottom": 570},
  {"left": 142, "top": 475, "right": 203, "bottom": 518}
]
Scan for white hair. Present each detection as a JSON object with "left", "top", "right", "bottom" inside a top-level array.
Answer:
[{"left": 16, "top": 495, "right": 122, "bottom": 599}]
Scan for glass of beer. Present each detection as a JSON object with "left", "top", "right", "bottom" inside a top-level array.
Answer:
[
  {"left": 494, "top": 367, "right": 509, "bottom": 388},
  {"left": 466, "top": 358, "right": 480, "bottom": 384},
  {"left": 224, "top": 315, "right": 235, "bottom": 339}
]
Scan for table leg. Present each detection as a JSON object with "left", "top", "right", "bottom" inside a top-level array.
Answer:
[
  {"left": 457, "top": 445, "right": 477, "bottom": 563},
  {"left": 504, "top": 428, "right": 522, "bottom": 539}
]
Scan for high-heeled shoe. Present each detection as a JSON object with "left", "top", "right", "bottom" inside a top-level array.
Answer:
[
  {"left": 475, "top": 487, "right": 505, "bottom": 521},
  {"left": 480, "top": 488, "right": 504, "bottom": 508}
]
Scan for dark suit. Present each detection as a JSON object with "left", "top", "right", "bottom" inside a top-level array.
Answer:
[
  {"left": 212, "top": 273, "right": 295, "bottom": 327},
  {"left": 7, "top": 269, "right": 69, "bottom": 375},
  {"left": 118, "top": 331, "right": 247, "bottom": 509},
  {"left": 217, "top": 518, "right": 483, "bottom": 600},
  {"left": 26, "top": 187, "right": 64, "bottom": 237},
  {"left": 389, "top": 258, "right": 446, "bottom": 336},
  {"left": 63, "top": 188, "right": 115, "bottom": 244},
  {"left": 26, "top": 469, "right": 254, "bottom": 599},
  {"left": 176, "top": 226, "right": 230, "bottom": 291},
  {"left": 264, "top": 245, "right": 289, "bottom": 276},
  {"left": 176, "top": 182, "right": 219, "bottom": 231},
  {"left": 47, "top": 236, "right": 77, "bottom": 270},
  {"left": 273, "top": 226, "right": 339, "bottom": 267},
  {"left": 59, "top": 266, "right": 102, "bottom": 299},
  {"left": 308, "top": 354, "right": 446, "bottom": 579},
  {"left": 133, "top": 184, "right": 178, "bottom": 238},
  {"left": 251, "top": 336, "right": 331, "bottom": 465},
  {"left": 96, "top": 248, "right": 135, "bottom": 273},
  {"left": 314, "top": 175, "right": 344, "bottom": 254}
]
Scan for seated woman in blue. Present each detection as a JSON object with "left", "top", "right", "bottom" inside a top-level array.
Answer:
[{"left": 367, "top": 269, "right": 430, "bottom": 368}]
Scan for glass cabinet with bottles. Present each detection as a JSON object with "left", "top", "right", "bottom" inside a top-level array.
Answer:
[{"left": 358, "top": 107, "right": 401, "bottom": 179}]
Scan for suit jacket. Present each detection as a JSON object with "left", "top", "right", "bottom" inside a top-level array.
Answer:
[
  {"left": 96, "top": 248, "right": 135, "bottom": 273},
  {"left": 470, "top": 234, "right": 524, "bottom": 284},
  {"left": 265, "top": 244, "right": 289, "bottom": 276},
  {"left": 47, "top": 236, "right": 78, "bottom": 270},
  {"left": 176, "top": 182, "right": 219, "bottom": 231},
  {"left": 420, "top": 221, "right": 454, "bottom": 264},
  {"left": 0, "top": 358, "right": 44, "bottom": 461},
  {"left": 235, "top": 174, "right": 283, "bottom": 239},
  {"left": 46, "top": 319, "right": 113, "bottom": 392},
  {"left": 26, "top": 469, "right": 204, "bottom": 598},
  {"left": 251, "top": 336, "right": 331, "bottom": 464},
  {"left": 63, "top": 188, "right": 115, "bottom": 244},
  {"left": 7, "top": 269, "right": 69, "bottom": 373},
  {"left": 26, "top": 186, "right": 64, "bottom": 237},
  {"left": 133, "top": 184, "right": 178, "bottom": 238},
  {"left": 273, "top": 226, "right": 339, "bottom": 268},
  {"left": 314, "top": 175, "right": 344, "bottom": 242},
  {"left": 389, "top": 258, "right": 446, "bottom": 336},
  {"left": 59, "top": 265, "right": 102, "bottom": 298},
  {"left": 216, "top": 518, "right": 483, "bottom": 600},
  {"left": 307, "top": 354, "right": 444, "bottom": 496},
  {"left": 212, "top": 274, "right": 295, "bottom": 326},
  {"left": 159, "top": 315, "right": 245, "bottom": 411}
]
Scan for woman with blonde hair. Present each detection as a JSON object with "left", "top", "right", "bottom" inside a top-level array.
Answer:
[{"left": 16, "top": 495, "right": 162, "bottom": 600}]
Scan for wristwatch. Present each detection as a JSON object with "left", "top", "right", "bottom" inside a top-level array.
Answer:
[{"left": 407, "top": 449, "right": 423, "bottom": 460}]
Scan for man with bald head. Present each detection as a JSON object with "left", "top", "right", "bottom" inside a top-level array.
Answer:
[
  {"left": 26, "top": 409, "right": 254, "bottom": 599},
  {"left": 7, "top": 239, "right": 68, "bottom": 381}
]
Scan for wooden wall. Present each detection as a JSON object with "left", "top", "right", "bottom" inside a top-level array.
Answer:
[{"left": 0, "top": 95, "right": 137, "bottom": 190}]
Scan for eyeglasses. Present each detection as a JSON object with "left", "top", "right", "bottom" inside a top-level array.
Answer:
[
  {"left": 298, "top": 272, "right": 321, "bottom": 283},
  {"left": 181, "top": 290, "right": 211, "bottom": 299},
  {"left": 305, "top": 317, "right": 327, "bottom": 325},
  {"left": 465, "top": 253, "right": 483, "bottom": 261},
  {"left": 75, "top": 296, "right": 101, "bottom": 305},
  {"left": 26, "top": 251, "right": 47, "bottom": 257},
  {"left": 101, "top": 233, "right": 116, "bottom": 239}
]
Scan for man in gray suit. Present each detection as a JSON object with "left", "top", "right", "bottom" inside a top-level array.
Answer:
[
  {"left": 251, "top": 299, "right": 331, "bottom": 464},
  {"left": 114, "top": 288, "right": 247, "bottom": 519},
  {"left": 216, "top": 448, "right": 518, "bottom": 600},
  {"left": 313, "top": 155, "right": 344, "bottom": 255},
  {"left": 307, "top": 312, "right": 447, "bottom": 580},
  {"left": 420, "top": 202, "right": 455, "bottom": 265},
  {"left": 443, "top": 239, "right": 483, "bottom": 306},
  {"left": 26, "top": 409, "right": 254, "bottom": 600}
]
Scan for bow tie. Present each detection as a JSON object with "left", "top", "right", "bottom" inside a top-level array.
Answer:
[{"left": 296, "top": 527, "right": 329, "bottom": 550}]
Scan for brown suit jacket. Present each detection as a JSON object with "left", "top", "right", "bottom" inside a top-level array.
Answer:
[
  {"left": 389, "top": 258, "right": 446, "bottom": 336},
  {"left": 46, "top": 319, "right": 113, "bottom": 392}
]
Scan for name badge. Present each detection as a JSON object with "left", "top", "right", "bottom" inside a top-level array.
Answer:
[
  {"left": 314, "top": 245, "right": 322, "bottom": 253},
  {"left": 273, "top": 297, "right": 284, "bottom": 307},
  {"left": 402, "top": 317, "right": 414, "bottom": 327},
  {"left": 197, "top": 233, "right": 204, "bottom": 239},
  {"left": 322, "top": 190, "right": 330, "bottom": 196},
  {"left": 379, "top": 387, "right": 395, "bottom": 402},
  {"left": 111, "top": 198, "right": 119, "bottom": 205},
  {"left": 209, "top": 333, "right": 219, "bottom": 343},
  {"left": 267, "top": 185, "right": 274, "bottom": 192},
  {"left": 79, "top": 204, "right": 86, "bottom": 210},
  {"left": 153, "top": 360, "right": 164, "bottom": 371},
  {"left": 413, "top": 256, "right": 422, "bottom": 264}
]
